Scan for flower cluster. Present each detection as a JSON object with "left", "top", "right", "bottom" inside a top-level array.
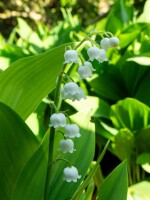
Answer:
[
  {"left": 49, "top": 33, "right": 119, "bottom": 183},
  {"left": 49, "top": 112, "right": 81, "bottom": 182},
  {"left": 61, "top": 82, "right": 86, "bottom": 101},
  {"left": 63, "top": 35, "right": 119, "bottom": 85},
  {"left": 100, "top": 36, "right": 119, "bottom": 51}
]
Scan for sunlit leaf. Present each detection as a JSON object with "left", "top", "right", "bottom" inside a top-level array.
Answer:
[
  {"left": 136, "top": 153, "right": 150, "bottom": 173},
  {"left": 127, "top": 56, "right": 150, "bottom": 66},
  {"left": 98, "top": 160, "right": 128, "bottom": 200},
  {"left": 112, "top": 128, "right": 134, "bottom": 161},
  {"left": 110, "top": 98, "right": 150, "bottom": 132},
  {"left": 17, "top": 18, "right": 33, "bottom": 39},
  {"left": 0, "top": 43, "right": 71, "bottom": 120},
  {"left": 105, "top": 0, "right": 133, "bottom": 33},
  {"left": 138, "top": 0, "right": 150, "bottom": 22},
  {"left": 128, "top": 181, "right": 150, "bottom": 200}
]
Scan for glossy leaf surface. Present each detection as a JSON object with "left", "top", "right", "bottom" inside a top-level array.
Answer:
[
  {"left": 0, "top": 43, "right": 67, "bottom": 119},
  {"left": 98, "top": 161, "right": 128, "bottom": 200},
  {"left": 0, "top": 102, "right": 39, "bottom": 200}
]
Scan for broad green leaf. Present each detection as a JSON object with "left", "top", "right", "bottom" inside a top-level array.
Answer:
[
  {"left": 138, "top": 0, "right": 150, "bottom": 22},
  {"left": 105, "top": 0, "right": 133, "bottom": 33},
  {"left": 11, "top": 131, "right": 49, "bottom": 200},
  {"left": 112, "top": 128, "right": 134, "bottom": 161},
  {"left": 118, "top": 23, "right": 145, "bottom": 48},
  {"left": 89, "top": 67, "right": 125, "bottom": 101},
  {"left": 0, "top": 43, "right": 68, "bottom": 120},
  {"left": 119, "top": 31, "right": 140, "bottom": 48},
  {"left": 128, "top": 181, "right": 150, "bottom": 200},
  {"left": 84, "top": 180, "right": 95, "bottom": 200},
  {"left": 135, "top": 71, "right": 150, "bottom": 107},
  {"left": 135, "top": 126, "right": 150, "bottom": 153},
  {"left": 66, "top": 96, "right": 110, "bottom": 119},
  {"left": 118, "top": 61, "right": 147, "bottom": 97},
  {"left": 116, "top": 60, "right": 150, "bottom": 106},
  {"left": 110, "top": 98, "right": 150, "bottom": 132},
  {"left": 136, "top": 153, "right": 150, "bottom": 173},
  {"left": 119, "top": 0, "right": 133, "bottom": 23},
  {"left": 98, "top": 160, "right": 128, "bottom": 200},
  {"left": 0, "top": 102, "right": 39, "bottom": 200},
  {"left": 127, "top": 56, "right": 150, "bottom": 66},
  {"left": 48, "top": 103, "right": 95, "bottom": 199}
]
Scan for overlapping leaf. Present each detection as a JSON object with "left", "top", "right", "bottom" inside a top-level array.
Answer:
[
  {"left": 98, "top": 161, "right": 128, "bottom": 200},
  {"left": 0, "top": 43, "right": 68, "bottom": 119},
  {"left": 11, "top": 131, "right": 49, "bottom": 200},
  {"left": 48, "top": 100, "right": 95, "bottom": 200},
  {"left": 0, "top": 102, "right": 39, "bottom": 200},
  {"left": 110, "top": 98, "right": 150, "bottom": 132}
]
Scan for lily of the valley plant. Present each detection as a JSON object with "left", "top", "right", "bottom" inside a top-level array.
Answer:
[{"left": 45, "top": 31, "right": 119, "bottom": 199}]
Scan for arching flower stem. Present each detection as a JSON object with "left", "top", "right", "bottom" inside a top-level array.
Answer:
[{"left": 44, "top": 64, "right": 67, "bottom": 200}]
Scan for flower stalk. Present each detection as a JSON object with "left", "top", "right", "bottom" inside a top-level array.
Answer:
[
  {"left": 44, "top": 64, "right": 67, "bottom": 200},
  {"left": 44, "top": 31, "right": 119, "bottom": 199}
]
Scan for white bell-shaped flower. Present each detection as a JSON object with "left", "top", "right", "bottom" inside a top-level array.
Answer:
[
  {"left": 61, "top": 82, "right": 79, "bottom": 99},
  {"left": 72, "top": 87, "right": 86, "bottom": 101},
  {"left": 61, "top": 82, "right": 86, "bottom": 101},
  {"left": 50, "top": 113, "right": 66, "bottom": 128},
  {"left": 87, "top": 46, "right": 101, "bottom": 62},
  {"left": 98, "top": 49, "right": 108, "bottom": 63},
  {"left": 59, "top": 139, "right": 76, "bottom": 153},
  {"left": 87, "top": 47, "right": 108, "bottom": 63},
  {"left": 64, "top": 124, "right": 81, "bottom": 138},
  {"left": 109, "top": 36, "right": 119, "bottom": 47},
  {"left": 100, "top": 38, "right": 111, "bottom": 51},
  {"left": 63, "top": 166, "right": 81, "bottom": 182},
  {"left": 78, "top": 61, "right": 95, "bottom": 79},
  {"left": 64, "top": 49, "right": 78, "bottom": 64}
]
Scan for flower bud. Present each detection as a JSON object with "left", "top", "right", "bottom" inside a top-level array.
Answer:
[
  {"left": 109, "top": 36, "right": 119, "bottom": 47},
  {"left": 59, "top": 139, "right": 75, "bottom": 153},
  {"left": 64, "top": 50, "right": 78, "bottom": 64},
  {"left": 78, "top": 61, "right": 95, "bottom": 79},
  {"left": 64, "top": 124, "right": 81, "bottom": 138},
  {"left": 100, "top": 38, "right": 111, "bottom": 51},
  {"left": 63, "top": 166, "right": 81, "bottom": 182},
  {"left": 50, "top": 113, "right": 66, "bottom": 128}
]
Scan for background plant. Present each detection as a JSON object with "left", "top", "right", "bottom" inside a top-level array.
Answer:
[{"left": 0, "top": 0, "right": 150, "bottom": 199}]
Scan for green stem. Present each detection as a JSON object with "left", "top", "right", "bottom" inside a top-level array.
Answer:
[
  {"left": 44, "top": 34, "right": 94, "bottom": 199},
  {"left": 54, "top": 64, "right": 67, "bottom": 110},
  {"left": 71, "top": 140, "right": 110, "bottom": 200},
  {"left": 78, "top": 54, "right": 84, "bottom": 65},
  {"left": 128, "top": 164, "right": 133, "bottom": 186},
  {"left": 48, "top": 154, "right": 71, "bottom": 167},
  {"left": 44, "top": 64, "right": 67, "bottom": 200},
  {"left": 136, "top": 163, "right": 140, "bottom": 182},
  {"left": 74, "top": 38, "right": 86, "bottom": 50}
]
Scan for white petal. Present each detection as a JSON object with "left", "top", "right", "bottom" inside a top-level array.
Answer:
[
  {"left": 109, "top": 36, "right": 119, "bottom": 47},
  {"left": 100, "top": 38, "right": 111, "bottom": 51},
  {"left": 64, "top": 50, "right": 78, "bottom": 64}
]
